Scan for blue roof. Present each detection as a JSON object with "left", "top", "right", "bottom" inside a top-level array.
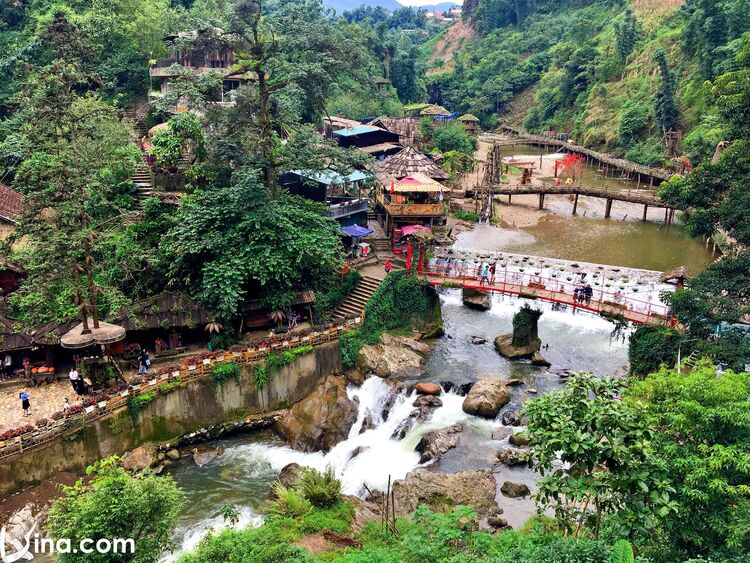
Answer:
[
  {"left": 292, "top": 169, "right": 368, "bottom": 186},
  {"left": 332, "top": 125, "right": 381, "bottom": 137}
]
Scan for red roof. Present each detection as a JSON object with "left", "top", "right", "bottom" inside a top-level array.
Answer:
[{"left": 0, "top": 184, "right": 23, "bottom": 222}]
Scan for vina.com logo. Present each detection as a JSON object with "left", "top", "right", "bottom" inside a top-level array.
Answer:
[{"left": 1, "top": 525, "right": 135, "bottom": 562}]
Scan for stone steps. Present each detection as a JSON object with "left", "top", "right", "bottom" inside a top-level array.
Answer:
[{"left": 331, "top": 276, "right": 382, "bottom": 322}]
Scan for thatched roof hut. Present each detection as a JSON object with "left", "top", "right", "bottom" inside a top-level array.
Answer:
[
  {"left": 376, "top": 147, "right": 449, "bottom": 182},
  {"left": 457, "top": 114, "right": 480, "bottom": 123},
  {"left": 420, "top": 104, "right": 451, "bottom": 116},
  {"left": 112, "top": 292, "right": 213, "bottom": 331},
  {"left": 0, "top": 316, "right": 32, "bottom": 352}
]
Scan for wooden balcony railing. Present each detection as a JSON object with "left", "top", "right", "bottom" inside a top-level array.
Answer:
[{"left": 377, "top": 192, "right": 445, "bottom": 217}]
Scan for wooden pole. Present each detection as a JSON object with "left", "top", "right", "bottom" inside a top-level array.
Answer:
[
  {"left": 642, "top": 204, "right": 648, "bottom": 222},
  {"left": 572, "top": 193, "right": 579, "bottom": 215},
  {"left": 538, "top": 194, "right": 544, "bottom": 210},
  {"left": 605, "top": 198, "right": 613, "bottom": 219}
]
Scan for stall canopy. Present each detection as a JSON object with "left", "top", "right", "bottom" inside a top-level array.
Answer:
[
  {"left": 341, "top": 224, "right": 374, "bottom": 238},
  {"left": 400, "top": 225, "right": 431, "bottom": 236},
  {"left": 60, "top": 320, "right": 126, "bottom": 349}
]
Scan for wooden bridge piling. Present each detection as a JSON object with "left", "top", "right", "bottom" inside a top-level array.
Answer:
[
  {"left": 538, "top": 194, "right": 545, "bottom": 210},
  {"left": 605, "top": 198, "right": 613, "bottom": 219},
  {"left": 572, "top": 193, "right": 579, "bottom": 215},
  {"left": 642, "top": 204, "right": 648, "bottom": 222}
]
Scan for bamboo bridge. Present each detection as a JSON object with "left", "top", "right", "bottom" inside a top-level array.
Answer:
[
  {"left": 494, "top": 183, "right": 677, "bottom": 222},
  {"left": 490, "top": 126, "right": 674, "bottom": 183}
]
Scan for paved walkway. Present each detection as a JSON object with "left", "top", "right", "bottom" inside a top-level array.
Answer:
[{"left": 0, "top": 380, "right": 76, "bottom": 432}]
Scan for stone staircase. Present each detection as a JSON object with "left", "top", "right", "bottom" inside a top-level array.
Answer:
[
  {"left": 370, "top": 237, "right": 391, "bottom": 253},
  {"left": 124, "top": 108, "right": 149, "bottom": 139},
  {"left": 131, "top": 159, "right": 154, "bottom": 204},
  {"left": 331, "top": 275, "right": 382, "bottom": 322}
]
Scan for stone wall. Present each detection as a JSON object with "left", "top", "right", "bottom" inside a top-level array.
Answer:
[{"left": 0, "top": 343, "right": 341, "bottom": 497}]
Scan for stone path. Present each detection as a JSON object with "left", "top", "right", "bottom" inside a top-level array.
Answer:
[{"left": 0, "top": 380, "right": 79, "bottom": 432}]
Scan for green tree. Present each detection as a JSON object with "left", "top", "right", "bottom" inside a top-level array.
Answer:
[
  {"left": 525, "top": 374, "right": 677, "bottom": 541},
  {"left": 628, "top": 365, "right": 750, "bottom": 560},
  {"left": 653, "top": 49, "right": 679, "bottom": 134},
  {"left": 432, "top": 122, "right": 476, "bottom": 154},
  {"left": 47, "top": 457, "right": 184, "bottom": 563},
  {"left": 613, "top": 8, "right": 639, "bottom": 65},
  {"left": 4, "top": 12, "right": 141, "bottom": 327}
]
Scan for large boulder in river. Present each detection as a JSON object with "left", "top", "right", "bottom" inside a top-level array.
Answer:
[
  {"left": 496, "top": 448, "right": 528, "bottom": 467},
  {"left": 415, "top": 423, "right": 464, "bottom": 464},
  {"left": 494, "top": 334, "right": 541, "bottom": 359},
  {"left": 501, "top": 481, "right": 530, "bottom": 498},
  {"left": 356, "top": 334, "right": 429, "bottom": 378},
  {"left": 122, "top": 443, "right": 158, "bottom": 471},
  {"left": 192, "top": 446, "right": 224, "bottom": 466},
  {"left": 462, "top": 288, "right": 492, "bottom": 311},
  {"left": 275, "top": 375, "right": 358, "bottom": 453},
  {"left": 392, "top": 469, "right": 498, "bottom": 516},
  {"left": 462, "top": 377, "right": 511, "bottom": 418}
]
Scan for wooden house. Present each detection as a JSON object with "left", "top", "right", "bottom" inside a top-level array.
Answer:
[
  {"left": 331, "top": 125, "right": 401, "bottom": 159},
  {"left": 375, "top": 146, "right": 449, "bottom": 183},
  {"left": 375, "top": 173, "right": 450, "bottom": 238},
  {"left": 0, "top": 183, "right": 22, "bottom": 239},
  {"left": 457, "top": 114, "right": 480, "bottom": 136}
]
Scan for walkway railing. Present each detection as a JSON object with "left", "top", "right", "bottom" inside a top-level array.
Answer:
[
  {"left": 0, "top": 317, "right": 362, "bottom": 463},
  {"left": 420, "top": 265, "right": 671, "bottom": 326}
]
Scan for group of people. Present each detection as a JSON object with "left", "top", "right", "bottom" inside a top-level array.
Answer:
[
  {"left": 479, "top": 263, "right": 497, "bottom": 287},
  {"left": 18, "top": 390, "right": 73, "bottom": 418},
  {"left": 574, "top": 284, "right": 594, "bottom": 305}
]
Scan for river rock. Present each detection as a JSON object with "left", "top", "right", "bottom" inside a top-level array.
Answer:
[
  {"left": 531, "top": 352, "right": 551, "bottom": 367},
  {"left": 392, "top": 469, "right": 498, "bottom": 516},
  {"left": 457, "top": 382, "right": 474, "bottom": 396},
  {"left": 346, "top": 495, "right": 381, "bottom": 534},
  {"left": 487, "top": 516, "right": 509, "bottom": 529},
  {"left": 4, "top": 504, "right": 46, "bottom": 547},
  {"left": 496, "top": 448, "right": 528, "bottom": 467},
  {"left": 360, "top": 412, "right": 376, "bottom": 434},
  {"left": 505, "top": 379, "right": 524, "bottom": 386},
  {"left": 462, "top": 377, "right": 511, "bottom": 418},
  {"left": 192, "top": 446, "right": 224, "bottom": 466},
  {"left": 462, "top": 288, "right": 492, "bottom": 311},
  {"left": 413, "top": 395, "right": 442, "bottom": 409},
  {"left": 471, "top": 336, "right": 487, "bottom": 345},
  {"left": 509, "top": 432, "right": 529, "bottom": 447},
  {"left": 501, "top": 481, "right": 530, "bottom": 498},
  {"left": 345, "top": 369, "right": 368, "bottom": 386},
  {"left": 357, "top": 334, "right": 428, "bottom": 378},
  {"left": 277, "top": 463, "right": 303, "bottom": 489},
  {"left": 494, "top": 334, "right": 542, "bottom": 359},
  {"left": 501, "top": 410, "right": 521, "bottom": 426},
  {"left": 527, "top": 388, "right": 538, "bottom": 394},
  {"left": 275, "top": 375, "right": 358, "bottom": 453},
  {"left": 122, "top": 443, "right": 158, "bottom": 471},
  {"left": 415, "top": 382, "right": 442, "bottom": 396},
  {"left": 492, "top": 427, "right": 513, "bottom": 441},
  {"left": 415, "top": 423, "right": 464, "bottom": 464},
  {"left": 165, "top": 448, "right": 181, "bottom": 461}
]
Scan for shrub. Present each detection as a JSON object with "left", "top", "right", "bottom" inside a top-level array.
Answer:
[
  {"left": 158, "top": 380, "right": 184, "bottom": 395},
  {"left": 254, "top": 364, "right": 268, "bottom": 390},
  {"left": 297, "top": 467, "right": 341, "bottom": 508},
  {"left": 126, "top": 391, "right": 156, "bottom": 418},
  {"left": 266, "top": 346, "right": 314, "bottom": 371},
  {"left": 454, "top": 210, "right": 479, "bottom": 222},
  {"left": 339, "top": 329, "right": 364, "bottom": 370},
  {"left": 209, "top": 361, "right": 240, "bottom": 386},
  {"left": 36, "top": 418, "right": 49, "bottom": 428},
  {"left": 268, "top": 483, "right": 312, "bottom": 518}
]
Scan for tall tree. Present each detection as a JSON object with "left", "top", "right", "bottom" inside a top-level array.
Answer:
[{"left": 653, "top": 49, "right": 679, "bottom": 134}]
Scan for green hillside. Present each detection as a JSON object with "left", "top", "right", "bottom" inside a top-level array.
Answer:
[{"left": 425, "top": 0, "right": 750, "bottom": 167}]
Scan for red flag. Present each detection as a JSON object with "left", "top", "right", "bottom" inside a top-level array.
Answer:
[{"left": 390, "top": 178, "right": 395, "bottom": 194}]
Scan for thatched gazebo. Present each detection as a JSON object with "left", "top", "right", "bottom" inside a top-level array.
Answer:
[
  {"left": 60, "top": 320, "right": 126, "bottom": 350},
  {"left": 420, "top": 104, "right": 451, "bottom": 117},
  {"left": 376, "top": 146, "right": 449, "bottom": 182},
  {"left": 457, "top": 114, "right": 480, "bottom": 135}
]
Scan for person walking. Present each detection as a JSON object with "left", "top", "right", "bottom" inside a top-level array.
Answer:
[
  {"left": 3, "top": 353, "right": 11, "bottom": 378},
  {"left": 19, "top": 390, "right": 30, "bottom": 417},
  {"left": 138, "top": 349, "right": 150, "bottom": 375},
  {"left": 384, "top": 259, "right": 393, "bottom": 275},
  {"left": 68, "top": 366, "right": 81, "bottom": 395}
]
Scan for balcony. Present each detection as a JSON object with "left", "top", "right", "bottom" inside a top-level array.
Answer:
[
  {"left": 377, "top": 193, "right": 445, "bottom": 217},
  {"left": 326, "top": 199, "right": 369, "bottom": 220}
]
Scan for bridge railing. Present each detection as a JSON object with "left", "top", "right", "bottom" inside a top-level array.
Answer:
[{"left": 420, "top": 264, "right": 671, "bottom": 325}]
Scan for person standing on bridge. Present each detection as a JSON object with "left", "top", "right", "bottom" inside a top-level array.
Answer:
[
  {"left": 585, "top": 284, "right": 593, "bottom": 305},
  {"left": 480, "top": 265, "right": 490, "bottom": 287},
  {"left": 489, "top": 263, "right": 497, "bottom": 285}
]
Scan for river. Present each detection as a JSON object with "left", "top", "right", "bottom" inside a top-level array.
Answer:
[{"left": 163, "top": 177, "right": 714, "bottom": 558}]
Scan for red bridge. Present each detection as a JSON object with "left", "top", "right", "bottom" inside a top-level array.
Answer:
[{"left": 418, "top": 265, "right": 672, "bottom": 326}]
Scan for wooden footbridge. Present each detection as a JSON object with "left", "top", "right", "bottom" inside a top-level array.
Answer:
[
  {"left": 416, "top": 260, "right": 673, "bottom": 327},
  {"left": 495, "top": 183, "right": 677, "bottom": 222}
]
